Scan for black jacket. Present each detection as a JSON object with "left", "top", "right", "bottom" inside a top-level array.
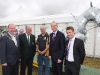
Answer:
[
  {"left": 19, "top": 33, "right": 36, "bottom": 59},
  {"left": 65, "top": 38, "right": 85, "bottom": 69},
  {"left": 49, "top": 31, "right": 65, "bottom": 62}
]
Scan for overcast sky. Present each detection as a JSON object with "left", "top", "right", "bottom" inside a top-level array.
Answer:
[{"left": 0, "top": 0, "right": 100, "bottom": 19}]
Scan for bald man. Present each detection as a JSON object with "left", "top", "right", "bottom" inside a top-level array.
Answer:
[
  {"left": 0, "top": 24, "right": 20, "bottom": 75},
  {"left": 36, "top": 25, "right": 50, "bottom": 75},
  {"left": 19, "top": 25, "right": 36, "bottom": 75}
]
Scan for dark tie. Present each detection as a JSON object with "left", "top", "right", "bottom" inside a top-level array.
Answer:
[
  {"left": 27, "top": 35, "right": 30, "bottom": 46},
  {"left": 66, "top": 40, "right": 72, "bottom": 59}
]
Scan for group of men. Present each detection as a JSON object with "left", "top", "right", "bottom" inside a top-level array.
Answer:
[{"left": 0, "top": 21, "right": 85, "bottom": 75}]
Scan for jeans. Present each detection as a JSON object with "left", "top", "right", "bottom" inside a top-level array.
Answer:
[{"left": 38, "top": 55, "right": 50, "bottom": 75}]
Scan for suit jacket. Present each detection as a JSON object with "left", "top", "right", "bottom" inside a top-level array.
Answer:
[
  {"left": 49, "top": 31, "right": 65, "bottom": 62},
  {"left": 0, "top": 34, "right": 20, "bottom": 65},
  {"left": 19, "top": 33, "right": 36, "bottom": 59},
  {"left": 65, "top": 38, "right": 85, "bottom": 69}
]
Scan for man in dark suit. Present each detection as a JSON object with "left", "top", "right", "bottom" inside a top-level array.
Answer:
[
  {"left": 49, "top": 21, "right": 65, "bottom": 75},
  {"left": 65, "top": 26, "right": 85, "bottom": 75},
  {"left": 0, "top": 24, "right": 20, "bottom": 75},
  {"left": 19, "top": 25, "right": 36, "bottom": 75}
]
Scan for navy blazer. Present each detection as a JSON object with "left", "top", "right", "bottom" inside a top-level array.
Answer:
[
  {"left": 65, "top": 38, "right": 85, "bottom": 69},
  {"left": 49, "top": 31, "right": 65, "bottom": 62},
  {"left": 0, "top": 34, "right": 20, "bottom": 65}
]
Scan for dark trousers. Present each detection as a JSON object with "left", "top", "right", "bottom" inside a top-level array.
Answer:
[
  {"left": 51, "top": 59, "right": 63, "bottom": 75},
  {"left": 2, "top": 62, "right": 19, "bottom": 75},
  {"left": 20, "top": 58, "right": 33, "bottom": 75},
  {"left": 65, "top": 61, "right": 80, "bottom": 75}
]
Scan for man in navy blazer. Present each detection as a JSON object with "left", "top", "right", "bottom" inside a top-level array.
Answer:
[
  {"left": 0, "top": 24, "right": 20, "bottom": 75},
  {"left": 49, "top": 21, "right": 65, "bottom": 75}
]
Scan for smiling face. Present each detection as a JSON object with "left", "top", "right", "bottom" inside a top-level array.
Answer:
[
  {"left": 51, "top": 21, "right": 58, "bottom": 32},
  {"left": 66, "top": 26, "right": 75, "bottom": 39},
  {"left": 8, "top": 24, "right": 16, "bottom": 35}
]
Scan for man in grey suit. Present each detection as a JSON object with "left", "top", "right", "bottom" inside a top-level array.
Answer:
[{"left": 0, "top": 24, "right": 20, "bottom": 75}]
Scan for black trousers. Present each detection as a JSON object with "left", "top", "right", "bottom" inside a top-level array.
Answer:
[
  {"left": 51, "top": 59, "right": 63, "bottom": 75},
  {"left": 65, "top": 61, "right": 80, "bottom": 75},
  {"left": 20, "top": 58, "right": 33, "bottom": 75},
  {"left": 2, "top": 62, "right": 19, "bottom": 75}
]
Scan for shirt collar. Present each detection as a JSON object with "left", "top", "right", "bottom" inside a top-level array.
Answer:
[
  {"left": 8, "top": 32, "right": 15, "bottom": 38},
  {"left": 70, "top": 36, "right": 75, "bottom": 41},
  {"left": 26, "top": 33, "right": 30, "bottom": 36},
  {"left": 53, "top": 30, "right": 58, "bottom": 35}
]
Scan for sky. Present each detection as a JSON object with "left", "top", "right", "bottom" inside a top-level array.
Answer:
[{"left": 0, "top": 0, "right": 100, "bottom": 19}]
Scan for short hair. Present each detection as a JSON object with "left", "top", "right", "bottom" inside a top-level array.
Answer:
[
  {"left": 51, "top": 21, "right": 58, "bottom": 25},
  {"left": 8, "top": 24, "right": 14, "bottom": 28},
  {"left": 66, "top": 26, "right": 74, "bottom": 31}
]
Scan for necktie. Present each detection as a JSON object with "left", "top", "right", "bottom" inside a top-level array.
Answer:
[
  {"left": 27, "top": 35, "right": 30, "bottom": 46},
  {"left": 66, "top": 40, "right": 72, "bottom": 59},
  {"left": 12, "top": 36, "right": 17, "bottom": 47},
  {"left": 52, "top": 33, "right": 56, "bottom": 43}
]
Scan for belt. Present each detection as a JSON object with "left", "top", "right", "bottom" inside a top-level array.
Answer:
[{"left": 66, "top": 60, "right": 74, "bottom": 63}]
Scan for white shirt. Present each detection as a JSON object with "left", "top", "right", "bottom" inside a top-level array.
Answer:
[
  {"left": 53, "top": 30, "right": 58, "bottom": 36},
  {"left": 67, "top": 37, "right": 75, "bottom": 62}
]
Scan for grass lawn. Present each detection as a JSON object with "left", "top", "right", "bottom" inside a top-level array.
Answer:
[{"left": 0, "top": 57, "right": 100, "bottom": 75}]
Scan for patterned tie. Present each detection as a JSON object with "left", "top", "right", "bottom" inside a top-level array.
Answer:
[
  {"left": 52, "top": 33, "right": 56, "bottom": 43},
  {"left": 12, "top": 36, "right": 17, "bottom": 47},
  {"left": 27, "top": 35, "right": 30, "bottom": 46},
  {"left": 66, "top": 40, "right": 72, "bottom": 60}
]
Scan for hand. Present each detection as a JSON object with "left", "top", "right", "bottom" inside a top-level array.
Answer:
[
  {"left": 48, "top": 56, "right": 51, "bottom": 59},
  {"left": 2, "top": 63, "right": 7, "bottom": 66},
  {"left": 19, "top": 59, "right": 21, "bottom": 61},
  {"left": 57, "top": 59, "right": 62, "bottom": 63},
  {"left": 41, "top": 51, "right": 46, "bottom": 55},
  {"left": 37, "top": 50, "right": 42, "bottom": 54}
]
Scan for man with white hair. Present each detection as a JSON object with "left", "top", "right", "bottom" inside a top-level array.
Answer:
[{"left": 36, "top": 25, "right": 50, "bottom": 75}]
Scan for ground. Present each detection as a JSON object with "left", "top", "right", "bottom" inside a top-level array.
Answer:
[{"left": 0, "top": 57, "right": 100, "bottom": 75}]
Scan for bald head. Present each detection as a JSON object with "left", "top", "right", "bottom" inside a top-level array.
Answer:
[
  {"left": 8, "top": 24, "right": 16, "bottom": 35},
  {"left": 26, "top": 25, "right": 32, "bottom": 35},
  {"left": 40, "top": 25, "right": 46, "bottom": 34}
]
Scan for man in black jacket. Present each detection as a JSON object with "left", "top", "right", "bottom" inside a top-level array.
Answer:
[
  {"left": 65, "top": 26, "right": 85, "bottom": 75},
  {"left": 49, "top": 21, "right": 65, "bottom": 75},
  {"left": 0, "top": 24, "right": 20, "bottom": 75},
  {"left": 19, "top": 25, "right": 36, "bottom": 75}
]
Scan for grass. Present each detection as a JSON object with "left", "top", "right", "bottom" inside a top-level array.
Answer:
[
  {"left": 0, "top": 57, "right": 100, "bottom": 75},
  {"left": 83, "top": 57, "right": 100, "bottom": 69}
]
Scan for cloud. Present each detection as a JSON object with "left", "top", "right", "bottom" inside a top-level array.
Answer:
[{"left": 0, "top": 0, "right": 100, "bottom": 19}]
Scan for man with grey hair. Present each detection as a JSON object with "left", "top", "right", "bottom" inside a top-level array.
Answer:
[
  {"left": 49, "top": 21, "right": 65, "bottom": 75},
  {"left": 36, "top": 25, "right": 50, "bottom": 75}
]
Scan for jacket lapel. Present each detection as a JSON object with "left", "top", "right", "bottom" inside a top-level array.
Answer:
[
  {"left": 50, "top": 33, "right": 53, "bottom": 44},
  {"left": 24, "top": 33, "right": 29, "bottom": 45},
  {"left": 30, "top": 34, "right": 32, "bottom": 45},
  {"left": 73, "top": 38, "right": 77, "bottom": 53},
  {"left": 53, "top": 31, "right": 59, "bottom": 45}
]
